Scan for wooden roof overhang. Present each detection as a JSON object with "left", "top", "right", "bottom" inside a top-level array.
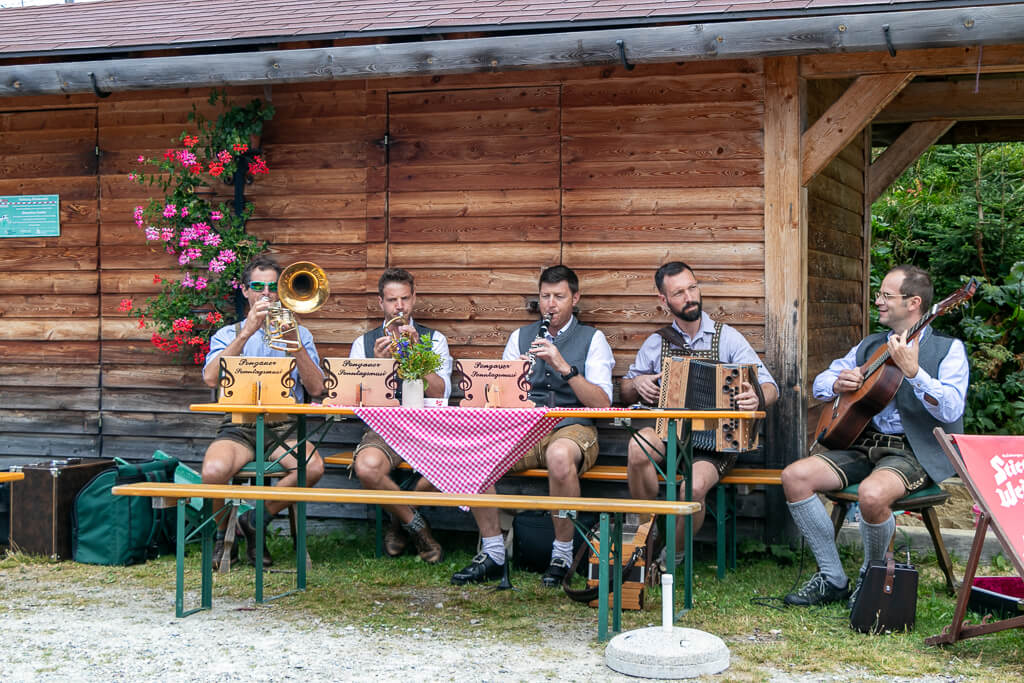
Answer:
[{"left": 1, "top": 5, "right": 1023, "bottom": 98}]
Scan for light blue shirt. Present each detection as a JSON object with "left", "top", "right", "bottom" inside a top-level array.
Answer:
[
  {"left": 204, "top": 323, "right": 321, "bottom": 400},
  {"left": 624, "top": 312, "right": 777, "bottom": 390},
  {"left": 503, "top": 316, "right": 616, "bottom": 403},
  {"left": 812, "top": 326, "right": 969, "bottom": 433},
  {"left": 349, "top": 318, "right": 453, "bottom": 398}
]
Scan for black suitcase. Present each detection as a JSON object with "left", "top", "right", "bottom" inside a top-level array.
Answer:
[{"left": 9, "top": 458, "right": 115, "bottom": 560}]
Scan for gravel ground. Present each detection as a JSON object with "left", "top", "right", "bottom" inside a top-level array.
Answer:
[{"left": 0, "top": 579, "right": 970, "bottom": 683}]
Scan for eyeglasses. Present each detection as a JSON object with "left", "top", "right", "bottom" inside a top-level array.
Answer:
[
  {"left": 247, "top": 281, "right": 278, "bottom": 292},
  {"left": 874, "top": 290, "right": 908, "bottom": 302}
]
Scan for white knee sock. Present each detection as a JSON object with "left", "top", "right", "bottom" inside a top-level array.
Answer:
[
  {"left": 788, "top": 494, "right": 847, "bottom": 588},
  {"left": 551, "top": 539, "right": 574, "bottom": 565},
  {"left": 860, "top": 514, "right": 895, "bottom": 574},
  {"left": 481, "top": 534, "right": 505, "bottom": 566}
]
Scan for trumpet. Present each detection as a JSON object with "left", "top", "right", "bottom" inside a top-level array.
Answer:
[
  {"left": 382, "top": 312, "right": 410, "bottom": 355},
  {"left": 264, "top": 261, "right": 329, "bottom": 352}
]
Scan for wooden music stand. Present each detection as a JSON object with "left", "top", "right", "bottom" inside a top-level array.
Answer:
[
  {"left": 926, "top": 428, "right": 1024, "bottom": 646},
  {"left": 455, "top": 359, "right": 534, "bottom": 408},
  {"left": 218, "top": 356, "right": 297, "bottom": 422},
  {"left": 319, "top": 357, "right": 399, "bottom": 407}
]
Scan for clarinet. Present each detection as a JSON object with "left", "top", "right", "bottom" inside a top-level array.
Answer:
[{"left": 525, "top": 315, "right": 552, "bottom": 378}]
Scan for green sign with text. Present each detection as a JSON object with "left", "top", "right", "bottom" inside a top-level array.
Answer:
[{"left": 0, "top": 195, "right": 60, "bottom": 237}]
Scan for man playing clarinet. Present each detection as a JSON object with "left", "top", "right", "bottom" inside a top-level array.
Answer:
[{"left": 450, "top": 265, "right": 615, "bottom": 587}]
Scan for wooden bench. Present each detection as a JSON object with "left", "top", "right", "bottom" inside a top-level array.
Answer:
[
  {"left": 323, "top": 451, "right": 782, "bottom": 579},
  {"left": 112, "top": 481, "right": 699, "bottom": 641}
]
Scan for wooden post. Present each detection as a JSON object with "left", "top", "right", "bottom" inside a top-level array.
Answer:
[{"left": 763, "top": 57, "right": 806, "bottom": 542}]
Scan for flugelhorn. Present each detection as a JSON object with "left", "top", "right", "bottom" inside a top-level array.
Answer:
[
  {"left": 264, "top": 261, "right": 329, "bottom": 352},
  {"left": 382, "top": 311, "right": 409, "bottom": 355}
]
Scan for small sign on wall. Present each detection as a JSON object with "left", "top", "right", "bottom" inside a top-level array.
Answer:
[{"left": 0, "top": 195, "right": 60, "bottom": 238}]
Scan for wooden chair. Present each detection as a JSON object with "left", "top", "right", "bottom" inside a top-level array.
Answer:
[{"left": 827, "top": 483, "right": 957, "bottom": 593}]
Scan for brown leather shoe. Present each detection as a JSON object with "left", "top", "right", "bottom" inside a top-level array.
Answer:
[
  {"left": 383, "top": 517, "right": 409, "bottom": 557},
  {"left": 410, "top": 522, "right": 443, "bottom": 564},
  {"left": 212, "top": 534, "right": 239, "bottom": 571},
  {"left": 238, "top": 510, "right": 273, "bottom": 568}
]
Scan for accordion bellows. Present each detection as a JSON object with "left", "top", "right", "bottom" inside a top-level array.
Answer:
[{"left": 655, "top": 357, "right": 763, "bottom": 452}]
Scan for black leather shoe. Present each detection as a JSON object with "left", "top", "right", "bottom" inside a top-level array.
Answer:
[
  {"left": 541, "top": 557, "right": 571, "bottom": 588},
  {"left": 784, "top": 571, "right": 851, "bottom": 607},
  {"left": 451, "top": 552, "right": 504, "bottom": 585},
  {"left": 238, "top": 510, "right": 273, "bottom": 568}
]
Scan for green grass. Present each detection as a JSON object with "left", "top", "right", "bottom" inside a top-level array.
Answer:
[{"left": 3, "top": 525, "right": 1023, "bottom": 681}]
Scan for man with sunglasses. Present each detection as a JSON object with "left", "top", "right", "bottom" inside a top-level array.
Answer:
[
  {"left": 201, "top": 255, "right": 326, "bottom": 569},
  {"left": 781, "top": 264, "right": 968, "bottom": 609}
]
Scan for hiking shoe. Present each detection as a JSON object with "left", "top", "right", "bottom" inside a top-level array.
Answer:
[
  {"left": 212, "top": 534, "right": 239, "bottom": 571},
  {"left": 409, "top": 521, "right": 443, "bottom": 564},
  {"left": 541, "top": 557, "right": 571, "bottom": 588},
  {"left": 657, "top": 547, "right": 686, "bottom": 573},
  {"left": 383, "top": 517, "right": 409, "bottom": 557},
  {"left": 238, "top": 509, "right": 274, "bottom": 568},
  {"left": 784, "top": 571, "right": 851, "bottom": 607},
  {"left": 451, "top": 553, "right": 504, "bottom": 585},
  {"left": 848, "top": 568, "right": 867, "bottom": 610}
]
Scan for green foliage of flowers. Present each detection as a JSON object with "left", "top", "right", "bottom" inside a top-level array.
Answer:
[
  {"left": 121, "top": 91, "right": 275, "bottom": 364},
  {"left": 871, "top": 143, "right": 1024, "bottom": 434},
  {"left": 393, "top": 336, "right": 442, "bottom": 381}
]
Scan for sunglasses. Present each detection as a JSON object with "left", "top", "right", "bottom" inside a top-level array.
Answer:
[{"left": 247, "top": 281, "right": 278, "bottom": 293}]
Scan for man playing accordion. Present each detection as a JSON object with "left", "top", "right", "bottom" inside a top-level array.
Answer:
[{"left": 621, "top": 261, "right": 778, "bottom": 567}]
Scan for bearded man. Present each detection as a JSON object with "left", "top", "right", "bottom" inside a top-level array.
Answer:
[{"left": 620, "top": 261, "right": 778, "bottom": 564}]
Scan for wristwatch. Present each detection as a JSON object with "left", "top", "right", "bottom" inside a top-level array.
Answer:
[{"left": 560, "top": 365, "right": 580, "bottom": 381}]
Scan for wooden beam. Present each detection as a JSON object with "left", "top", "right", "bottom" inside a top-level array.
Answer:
[
  {"left": 802, "top": 44, "right": 1024, "bottom": 79},
  {"left": 763, "top": 56, "right": 806, "bottom": 540},
  {"left": 2, "top": 6, "right": 1024, "bottom": 96},
  {"left": 875, "top": 78, "right": 1024, "bottom": 124},
  {"left": 867, "top": 120, "right": 956, "bottom": 203},
  {"left": 802, "top": 73, "right": 914, "bottom": 186}
]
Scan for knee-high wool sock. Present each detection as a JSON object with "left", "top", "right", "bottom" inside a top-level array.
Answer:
[{"left": 788, "top": 494, "right": 847, "bottom": 588}]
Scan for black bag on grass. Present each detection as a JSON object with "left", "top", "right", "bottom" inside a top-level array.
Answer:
[
  {"left": 72, "top": 454, "right": 179, "bottom": 566},
  {"left": 512, "top": 510, "right": 596, "bottom": 573}
]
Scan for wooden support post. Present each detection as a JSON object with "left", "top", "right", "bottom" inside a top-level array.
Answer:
[
  {"left": 802, "top": 73, "right": 915, "bottom": 185},
  {"left": 763, "top": 56, "right": 806, "bottom": 542},
  {"left": 867, "top": 120, "right": 957, "bottom": 203}
]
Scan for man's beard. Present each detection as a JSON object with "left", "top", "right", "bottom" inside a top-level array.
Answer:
[{"left": 669, "top": 299, "right": 702, "bottom": 322}]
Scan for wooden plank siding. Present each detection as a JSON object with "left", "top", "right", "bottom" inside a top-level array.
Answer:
[
  {"left": 803, "top": 79, "right": 870, "bottom": 436},
  {"left": 0, "top": 64, "right": 777, "bottom": 539},
  {"left": 0, "top": 106, "right": 101, "bottom": 459}
]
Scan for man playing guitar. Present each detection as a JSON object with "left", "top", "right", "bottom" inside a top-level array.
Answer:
[{"left": 782, "top": 265, "right": 970, "bottom": 608}]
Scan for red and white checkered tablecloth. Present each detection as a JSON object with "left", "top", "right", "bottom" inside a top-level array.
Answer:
[{"left": 353, "top": 406, "right": 563, "bottom": 494}]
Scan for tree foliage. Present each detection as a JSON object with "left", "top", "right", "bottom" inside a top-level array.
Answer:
[{"left": 871, "top": 143, "right": 1024, "bottom": 434}]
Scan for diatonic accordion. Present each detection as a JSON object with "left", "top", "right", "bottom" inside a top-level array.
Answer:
[{"left": 655, "top": 357, "right": 762, "bottom": 453}]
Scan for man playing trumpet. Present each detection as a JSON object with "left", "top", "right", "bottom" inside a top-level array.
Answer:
[
  {"left": 350, "top": 268, "right": 453, "bottom": 563},
  {"left": 201, "top": 255, "right": 326, "bottom": 569}
]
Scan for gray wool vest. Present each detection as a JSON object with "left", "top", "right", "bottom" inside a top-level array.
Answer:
[
  {"left": 518, "top": 317, "right": 597, "bottom": 428},
  {"left": 854, "top": 329, "right": 965, "bottom": 483},
  {"left": 362, "top": 321, "right": 435, "bottom": 358}
]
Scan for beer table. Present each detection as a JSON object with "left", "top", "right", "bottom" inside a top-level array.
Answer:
[{"left": 189, "top": 403, "right": 764, "bottom": 614}]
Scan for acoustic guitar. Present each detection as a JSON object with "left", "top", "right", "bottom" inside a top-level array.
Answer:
[{"left": 813, "top": 278, "right": 978, "bottom": 450}]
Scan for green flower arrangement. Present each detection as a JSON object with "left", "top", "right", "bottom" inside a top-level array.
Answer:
[
  {"left": 118, "top": 91, "right": 275, "bottom": 364},
  {"left": 394, "top": 336, "right": 442, "bottom": 381}
]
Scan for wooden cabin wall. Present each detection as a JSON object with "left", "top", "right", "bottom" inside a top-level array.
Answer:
[
  {"left": 804, "top": 78, "right": 869, "bottom": 434},
  {"left": 0, "top": 103, "right": 101, "bottom": 461},
  {"left": 0, "top": 61, "right": 774, "bottom": 536}
]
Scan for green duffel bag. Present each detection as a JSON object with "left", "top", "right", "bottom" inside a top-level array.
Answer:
[{"left": 72, "top": 452, "right": 180, "bottom": 566}]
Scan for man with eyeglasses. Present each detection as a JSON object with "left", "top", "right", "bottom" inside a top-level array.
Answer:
[
  {"left": 621, "top": 261, "right": 778, "bottom": 570},
  {"left": 200, "top": 254, "right": 326, "bottom": 570},
  {"left": 781, "top": 264, "right": 968, "bottom": 609}
]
